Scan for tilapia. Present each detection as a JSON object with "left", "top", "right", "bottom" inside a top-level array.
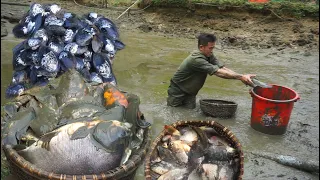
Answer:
[
  {"left": 199, "top": 163, "right": 219, "bottom": 180},
  {"left": 151, "top": 160, "right": 176, "bottom": 175},
  {"left": 158, "top": 168, "right": 188, "bottom": 180}
]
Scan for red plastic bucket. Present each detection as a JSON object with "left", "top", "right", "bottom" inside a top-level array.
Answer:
[{"left": 249, "top": 84, "right": 300, "bottom": 135}]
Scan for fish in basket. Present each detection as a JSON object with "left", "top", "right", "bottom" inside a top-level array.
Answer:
[{"left": 145, "top": 120, "right": 244, "bottom": 180}]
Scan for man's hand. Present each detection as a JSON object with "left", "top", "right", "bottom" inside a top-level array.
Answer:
[{"left": 240, "top": 74, "right": 256, "bottom": 87}]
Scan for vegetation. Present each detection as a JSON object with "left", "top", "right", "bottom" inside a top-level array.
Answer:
[{"left": 139, "top": 0, "right": 319, "bottom": 18}]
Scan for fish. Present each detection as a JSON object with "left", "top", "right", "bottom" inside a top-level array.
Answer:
[
  {"left": 188, "top": 169, "right": 202, "bottom": 180},
  {"left": 251, "top": 78, "right": 272, "bottom": 88},
  {"left": 25, "top": 38, "right": 42, "bottom": 50},
  {"left": 218, "top": 164, "right": 235, "bottom": 180},
  {"left": 151, "top": 160, "right": 176, "bottom": 175},
  {"left": 11, "top": 70, "right": 29, "bottom": 85},
  {"left": 168, "top": 140, "right": 189, "bottom": 164},
  {"left": 92, "top": 53, "right": 114, "bottom": 80},
  {"left": 32, "top": 29, "right": 48, "bottom": 45},
  {"left": 250, "top": 151, "right": 319, "bottom": 174},
  {"left": 12, "top": 49, "right": 32, "bottom": 71},
  {"left": 179, "top": 126, "right": 198, "bottom": 146},
  {"left": 187, "top": 141, "right": 205, "bottom": 170},
  {"left": 94, "top": 17, "right": 119, "bottom": 40},
  {"left": 45, "top": 25, "right": 67, "bottom": 37},
  {"left": 59, "top": 101, "right": 106, "bottom": 120},
  {"left": 199, "top": 163, "right": 219, "bottom": 180},
  {"left": 43, "top": 4, "right": 61, "bottom": 14},
  {"left": 55, "top": 69, "right": 89, "bottom": 106},
  {"left": 28, "top": 3, "right": 45, "bottom": 17},
  {"left": 2, "top": 107, "right": 36, "bottom": 146},
  {"left": 44, "top": 15, "right": 64, "bottom": 27},
  {"left": 93, "top": 105, "right": 125, "bottom": 122},
  {"left": 102, "top": 37, "right": 116, "bottom": 56},
  {"left": 157, "top": 168, "right": 188, "bottom": 180},
  {"left": 204, "top": 144, "right": 237, "bottom": 161},
  {"left": 17, "top": 120, "right": 131, "bottom": 174},
  {"left": 5, "top": 83, "right": 26, "bottom": 98},
  {"left": 64, "top": 42, "right": 79, "bottom": 55},
  {"left": 114, "top": 39, "right": 126, "bottom": 50},
  {"left": 75, "top": 27, "right": 95, "bottom": 46},
  {"left": 157, "top": 146, "right": 178, "bottom": 165},
  {"left": 164, "top": 125, "right": 181, "bottom": 137},
  {"left": 75, "top": 45, "right": 88, "bottom": 55},
  {"left": 12, "top": 23, "right": 29, "bottom": 38},
  {"left": 91, "top": 34, "right": 104, "bottom": 53},
  {"left": 90, "top": 72, "right": 103, "bottom": 83},
  {"left": 3, "top": 103, "right": 19, "bottom": 119}
]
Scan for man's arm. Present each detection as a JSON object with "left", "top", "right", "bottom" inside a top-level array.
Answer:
[{"left": 214, "top": 67, "right": 256, "bottom": 86}]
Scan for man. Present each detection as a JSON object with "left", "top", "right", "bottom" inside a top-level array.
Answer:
[{"left": 167, "top": 33, "right": 256, "bottom": 109}]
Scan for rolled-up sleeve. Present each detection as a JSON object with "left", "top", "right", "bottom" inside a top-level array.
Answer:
[{"left": 211, "top": 54, "right": 224, "bottom": 69}]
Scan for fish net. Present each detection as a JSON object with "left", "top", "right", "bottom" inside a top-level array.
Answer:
[{"left": 144, "top": 120, "right": 244, "bottom": 180}]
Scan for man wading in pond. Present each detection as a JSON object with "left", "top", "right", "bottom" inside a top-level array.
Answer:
[{"left": 167, "top": 33, "right": 256, "bottom": 109}]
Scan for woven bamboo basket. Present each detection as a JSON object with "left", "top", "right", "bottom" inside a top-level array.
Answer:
[
  {"left": 144, "top": 120, "right": 244, "bottom": 180},
  {"left": 2, "top": 125, "right": 151, "bottom": 180},
  {"left": 200, "top": 99, "right": 238, "bottom": 118}
]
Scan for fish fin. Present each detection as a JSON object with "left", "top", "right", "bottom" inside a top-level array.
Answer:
[
  {"left": 114, "top": 40, "right": 125, "bottom": 50},
  {"left": 12, "top": 23, "right": 27, "bottom": 38},
  {"left": 69, "top": 126, "right": 90, "bottom": 140},
  {"left": 190, "top": 125, "right": 209, "bottom": 149},
  {"left": 38, "top": 131, "right": 58, "bottom": 150}
]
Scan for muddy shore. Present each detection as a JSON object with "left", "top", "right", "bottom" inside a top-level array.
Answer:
[{"left": 1, "top": 1, "right": 319, "bottom": 180}]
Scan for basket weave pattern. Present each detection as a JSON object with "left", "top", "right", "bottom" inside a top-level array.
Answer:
[
  {"left": 200, "top": 99, "right": 238, "bottom": 118},
  {"left": 144, "top": 120, "right": 244, "bottom": 180},
  {"left": 2, "top": 127, "right": 151, "bottom": 180}
]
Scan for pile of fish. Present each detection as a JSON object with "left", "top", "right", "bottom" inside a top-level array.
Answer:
[
  {"left": 6, "top": 3, "right": 125, "bottom": 98},
  {"left": 150, "top": 125, "right": 241, "bottom": 180},
  {"left": 2, "top": 69, "right": 151, "bottom": 174}
]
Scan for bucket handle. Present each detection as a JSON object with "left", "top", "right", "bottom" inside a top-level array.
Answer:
[{"left": 294, "top": 94, "right": 300, "bottom": 102}]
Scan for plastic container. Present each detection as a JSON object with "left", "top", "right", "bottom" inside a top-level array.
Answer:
[{"left": 249, "top": 84, "right": 300, "bottom": 135}]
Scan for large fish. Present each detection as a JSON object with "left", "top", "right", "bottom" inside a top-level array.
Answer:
[
  {"left": 2, "top": 107, "right": 36, "bottom": 146},
  {"left": 54, "top": 69, "right": 89, "bottom": 107},
  {"left": 17, "top": 120, "right": 132, "bottom": 174}
]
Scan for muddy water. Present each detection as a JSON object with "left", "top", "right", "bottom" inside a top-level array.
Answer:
[{"left": 1, "top": 29, "right": 319, "bottom": 179}]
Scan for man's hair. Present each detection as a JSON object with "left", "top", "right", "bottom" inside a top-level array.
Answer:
[{"left": 197, "top": 33, "right": 217, "bottom": 48}]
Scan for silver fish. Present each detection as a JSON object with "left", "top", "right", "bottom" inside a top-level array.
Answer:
[
  {"left": 158, "top": 168, "right": 188, "bottom": 180},
  {"left": 251, "top": 78, "right": 272, "bottom": 88},
  {"left": 218, "top": 164, "right": 235, "bottom": 180},
  {"left": 151, "top": 161, "right": 176, "bottom": 175},
  {"left": 199, "top": 164, "right": 219, "bottom": 180}
]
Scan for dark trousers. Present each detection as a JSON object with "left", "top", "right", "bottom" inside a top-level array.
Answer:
[{"left": 167, "top": 82, "right": 196, "bottom": 109}]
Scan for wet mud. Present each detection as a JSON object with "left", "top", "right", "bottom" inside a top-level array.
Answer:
[{"left": 1, "top": 1, "right": 319, "bottom": 180}]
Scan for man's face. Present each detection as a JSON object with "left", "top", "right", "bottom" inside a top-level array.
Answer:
[{"left": 199, "top": 42, "right": 215, "bottom": 57}]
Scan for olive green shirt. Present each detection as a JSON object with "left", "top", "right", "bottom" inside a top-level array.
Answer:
[{"left": 170, "top": 50, "right": 224, "bottom": 95}]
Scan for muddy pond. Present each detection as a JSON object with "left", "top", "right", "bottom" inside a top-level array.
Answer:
[{"left": 1, "top": 28, "right": 319, "bottom": 179}]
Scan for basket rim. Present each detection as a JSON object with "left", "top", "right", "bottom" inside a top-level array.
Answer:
[
  {"left": 199, "top": 99, "right": 238, "bottom": 106},
  {"left": 144, "top": 120, "right": 244, "bottom": 180},
  {"left": 2, "top": 127, "right": 151, "bottom": 180}
]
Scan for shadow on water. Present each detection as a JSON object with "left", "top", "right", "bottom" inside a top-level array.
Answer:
[{"left": 1, "top": 30, "right": 319, "bottom": 180}]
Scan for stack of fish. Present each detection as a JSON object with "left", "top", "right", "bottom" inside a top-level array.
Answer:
[
  {"left": 6, "top": 3, "right": 125, "bottom": 98},
  {"left": 2, "top": 69, "right": 151, "bottom": 175},
  {"left": 150, "top": 125, "right": 240, "bottom": 180}
]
